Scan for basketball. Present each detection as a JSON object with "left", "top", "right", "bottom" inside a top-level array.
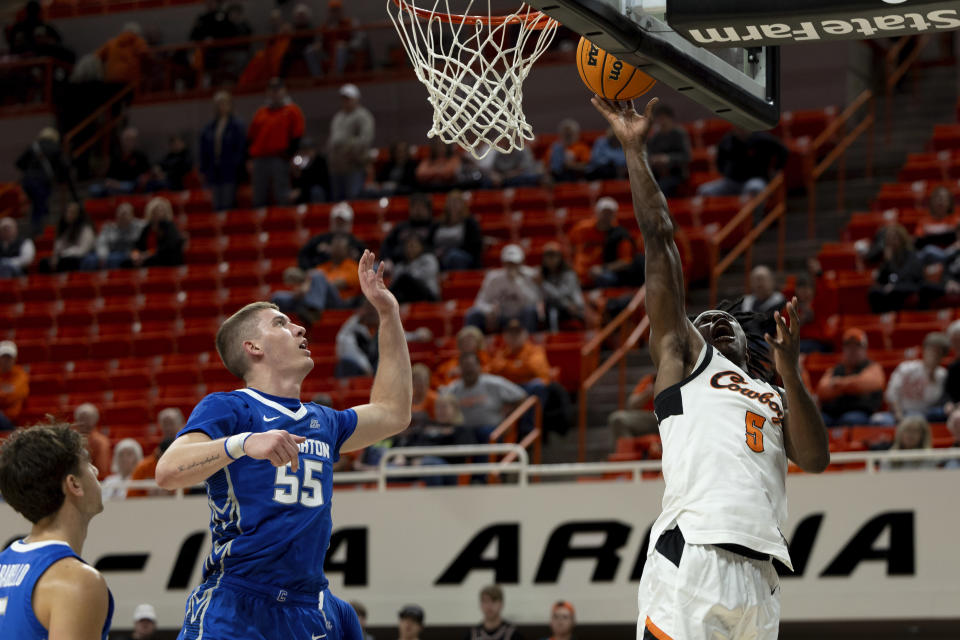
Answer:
[{"left": 576, "top": 37, "right": 656, "bottom": 101}]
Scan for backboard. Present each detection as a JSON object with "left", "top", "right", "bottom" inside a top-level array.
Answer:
[{"left": 524, "top": 0, "right": 781, "bottom": 130}]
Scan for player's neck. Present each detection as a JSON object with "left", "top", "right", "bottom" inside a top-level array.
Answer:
[
  {"left": 244, "top": 369, "right": 303, "bottom": 400},
  {"left": 483, "top": 617, "right": 502, "bottom": 629},
  {"left": 27, "top": 508, "right": 89, "bottom": 555}
]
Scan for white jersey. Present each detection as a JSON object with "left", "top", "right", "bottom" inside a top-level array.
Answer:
[{"left": 651, "top": 342, "right": 792, "bottom": 569}]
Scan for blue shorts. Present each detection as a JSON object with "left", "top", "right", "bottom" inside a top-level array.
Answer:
[{"left": 177, "top": 574, "right": 362, "bottom": 640}]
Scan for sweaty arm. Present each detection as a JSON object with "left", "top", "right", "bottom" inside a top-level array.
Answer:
[
  {"left": 781, "top": 370, "right": 830, "bottom": 473},
  {"left": 35, "top": 559, "right": 109, "bottom": 640}
]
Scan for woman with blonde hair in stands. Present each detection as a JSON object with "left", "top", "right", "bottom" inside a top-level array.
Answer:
[
  {"left": 433, "top": 325, "right": 490, "bottom": 387},
  {"left": 868, "top": 223, "right": 924, "bottom": 313},
  {"left": 880, "top": 415, "right": 935, "bottom": 472},
  {"left": 100, "top": 438, "right": 143, "bottom": 500},
  {"left": 130, "top": 197, "right": 184, "bottom": 267}
]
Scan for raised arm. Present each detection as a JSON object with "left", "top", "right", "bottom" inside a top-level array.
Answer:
[
  {"left": 591, "top": 97, "right": 700, "bottom": 375},
  {"left": 345, "top": 250, "right": 413, "bottom": 451}
]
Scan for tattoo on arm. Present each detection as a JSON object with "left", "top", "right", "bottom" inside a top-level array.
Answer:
[{"left": 177, "top": 453, "right": 220, "bottom": 473}]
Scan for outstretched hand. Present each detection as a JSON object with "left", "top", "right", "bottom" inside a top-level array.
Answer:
[
  {"left": 764, "top": 297, "right": 802, "bottom": 378},
  {"left": 358, "top": 249, "right": 399, "bottom": 316},
  {"left": 590, "top": 96, "right": 659, "bottom": 151}
]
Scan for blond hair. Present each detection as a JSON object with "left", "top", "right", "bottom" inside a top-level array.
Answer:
[
  {"left": 216, "top": 302, "right": 278, "bottom": 379},
  {"left": 455, "top": 325, "right": 486, "bottom": 352},
  {"left": 892, "top": 415, "right": 932, "bottom": 451},
  {"left": 434, "top": 394, "right": 464, "bottom": 426}
]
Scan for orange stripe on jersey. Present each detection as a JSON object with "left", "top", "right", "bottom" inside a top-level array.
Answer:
[{"left": 644, "top": 617, "right": 674, "bottom": 640}]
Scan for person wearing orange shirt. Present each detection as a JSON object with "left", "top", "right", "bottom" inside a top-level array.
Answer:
[
  {"left": 607, "top": 373, "right": 658, "bottom": 446},
  {"left": 0, "top": 341, "right": 29, "bottom": 431},
  {"left": 318, "top": 233, "right": 361, "bottom": 302},
  {"left": 415, "top": 138, "right": 462, "bottom": 191},
  {"left": 433, "top": 326, "right": 491, "bottom": 388},
  {"left": 817, "top": 328, "right": 887, "bottom": 427},
  {"left": 411, "top": 363, "right": 436, "bottom": 427},
  {"left": 247, "top": 78, "right": 306, "bottom": 207},
  {"left": 571, "top": 196, "right": 641, "bottom": 288},
  {"left": 547, "top": 118, "right": 591, "bottom": 181},
  {"left": 97, "top": 22, "right": 150, "bottom": 86},
  {"left": 72, "top": 403, "right": 111, "bottom": 481},
  {"left": 127, "top": 407, "right": 184, "bottom": 498}
]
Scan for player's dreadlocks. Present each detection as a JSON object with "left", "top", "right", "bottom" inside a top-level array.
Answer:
[{"left": 693, "top": 298, "right": 778, "bottom": 385}]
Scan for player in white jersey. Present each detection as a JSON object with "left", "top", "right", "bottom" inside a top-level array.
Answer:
[{"left": 591, "top": 97, "right": 830, "bottom": 640}]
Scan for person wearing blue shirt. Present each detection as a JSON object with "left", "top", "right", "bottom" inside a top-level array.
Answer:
[
  {"left": 0, "top": 424, "right": 114, "bottom": 639},
  {"left": 156, "top": 249, "right": 413, "bottom": 640}
]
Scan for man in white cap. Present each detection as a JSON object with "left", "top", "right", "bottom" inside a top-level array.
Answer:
[
  {"left": 465, "top": 244, "right": 542, "bottom": 333},
  {"left": 297, "top": 201, "right": 367, "bottom": 270},
  {"left": 122, "top": 603, "right": 157, "bottom": 640},
  {"left": 570, "top": 196, "right": 642, "bottom": 288},
  {"left": 0, "top": 340, "right": 28, "bottom": 431},
  {"left": 327, "top": 83, "right": 375, "bottom": 200}
]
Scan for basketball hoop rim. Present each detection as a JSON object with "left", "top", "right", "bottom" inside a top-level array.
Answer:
[{"left": 389, "top": 0, "right": 556, "bottom": 29}]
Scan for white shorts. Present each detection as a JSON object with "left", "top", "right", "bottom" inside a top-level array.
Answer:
[{"left": 637, "top": 527, "right": 781, "bottom": 640}]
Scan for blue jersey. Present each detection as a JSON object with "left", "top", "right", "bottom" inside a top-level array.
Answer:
[
  {"left": 179, "top": 388, "right": 357, "bottom": 594},
  {"left": 0, "top": 539, "right": 114, "bottom": 639}
]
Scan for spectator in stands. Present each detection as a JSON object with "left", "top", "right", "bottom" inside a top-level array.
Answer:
[
  {"left": 148, "top": 134, "right": 192, "bottom": 192},
  {"left": 73, "top": 402, "right": 111, "bottom": 480},
  {"left": 431, "top": 190, "right": 483, "bottom": 271},
  {"left": 271, "top": 266, "right": 344, "bottom": 325},
  {"left": 442, "top": 352, "right": 527, "bottom": 442},
  {"left": 318, "top": 233, "right": 361, "bottom": 304},
  {"left": 571, "top": 196, "right": 641, "bottom": 288},
  {"left": 280, "top": 3, "right": 320, "bottom": 78},
  {"left": 945, "top": 320, "right": 960, "bottom": 415},
  {"left": 489, "top": 318, "right": 552, "bottom": 400},
  {"left": 0, "top": 216, "right": 36, "bottom": 277},
  {"left": 389, "top": 235, "right": 440, "bottom": 303},
  {"left": 82, "top": 202, "right": 145, "bottom": 270},
  {"left": 382, "top": 193, "right": 434, "bottom": 262},
  {"left": 794, "top": 269, "right": 829, "bottom": 353},
  {"left": 914, "top": 185, "right": 957, "bottom": 258},
  {"left": 350, "top": 601, "right": 375, "bottom": 640},
  {"left": 411, "top": 363, "right": 436, "bottom": 427},
  {"left": 375, "top": 142, "right": 418, "bottom": 196},
  {"left": 646, "top": 102, "right": 691, "bottom": 197},
  {"left": 199, "top": 91, "right": 246, "bottom": 211},
  {"left": 290, "top": 137, "right": 331, "bottom": 204},
  {"left": 466, "top": 585, "right": 524, "bottom": 640},
  {"left": 697, "top": 129, "right": 788, "bottom": 198},
  {"left": 38, "top": 201, "right": 95, "bottom": 273},
  {"left": 298, "top": 202, "right": 366, "bottom": 269},
  {"left": 397, "top": 604, "right": 424, "bottom": 640},
  {"left": 542, "top": 601, "right": 576, "bottom": 640},
  {"left": 434, "top": 326, "right": 491, "bottom": 387},
  {"left": 121, "top": 603, "right": 159, "bottom": 640},
  {"left": 920, "top": 221, "right": 960, "bottom": 308},
  {"left": 547, "top": 118, "right": 591, "bottom": 182},
  {"left": 97, "top": 22, "right": 150, "bottom": 87},
  {"left": 466, "top": 244, "right": 541, "bottom": 333},
  {"left": 90, "top": 127, "right": 151, "bottom": 197},
  {"left": 539, "top": 241, "right": 585, "bottom": 332},
  {"left": 879, "top": 416, "right": 936, "bottom": 471},
  {"left": 0, "top": 341, "right": 28, "bottom": 431},
  {"left": 474, "top": 146, "right": 544, "bottom": 188},
  {"left": 876, "top": 332, "right": 950, "bottom": 425},
  {"left": 740, "top": 265, "right": 785, "bottom": 314},
  {"left": 327, "top": 83, "right": 375, "bottom": 201},
  {"left": 321, "top": 0, "right": 367, "bottom": 75},
  {"left": 189, "top": 0, "right": 230, "bottom": 41},
  {"left": 416, "top": 139, "right": 462, "bottom": 191},
  {"left": 868, "top": 223, "right": 924, "bottom": 313},
  {"left": 248, "top": 78, "right": 306, "bottom": 208},
  {"left": 7, "top": 1, "right": 73, "bottom": 63},
  {"left": 100, "top": 438, "right": 143, "bottom": 501},
  {"left": 607, "top": 373, "right": 658, "bottom": 444},
  {"left": 335, "top": 300, "right": 432, "bottom": 376},
  {"left": 130, "top": 197, "right": 184, "bottom": 267},
  {"left": 16, "top": 127, "right": 70, "bottom": 235},
  {"left": 817, "top": 328, "right": 886, "bottom": 427},
  {"left": 128, "top": 408, "right": 183, "bottom": 497},
  {"left": 586, "top": 128, "right": 627, "bottom": 180}
]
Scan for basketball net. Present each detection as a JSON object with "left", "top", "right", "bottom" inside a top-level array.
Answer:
[{"left": 388, "top": 0, "right": 559, "bottom": 160}]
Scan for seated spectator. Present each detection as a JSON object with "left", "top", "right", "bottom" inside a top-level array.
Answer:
[
  {"left": 38, "top": 202, "right": 96, "bottom": 273},
  {"left": 542, "top": 601, "right": 576, "bottom": 640},
  {"left": 431, "top": 190, "right": 483, "bottom": 271},
  {"left": 97, "top": 23, "right": 150, "bottom": 87},
  {"left": 350, "top": 601, "right": 376, "bottom": 640},
  {"left": 320, "top": 0, "right": 368, "bottom": 75},
  {"left": 740, "top": 265, "right": 785, "bottom": 314},
  {"left": 919, "top": 222, "right": 960, "bottom": 308},
  {"left": 539, "top": 241, "right": 586, "bottom": 331},
  {"left": 149, "top": 134, "right": 193, "bottom": 192},
  {"left": 646, "top": 102, "right": 691, "bottom": 197},
  {"left": 465, "top": 244, "right": 541, "bottom": 333},
  {"left": 879, "top": 416, "right": 936, "bottom": 471},
  {"left": 280, "top": 3, "right": 320, "bottom": 78},
  {"left": 327, "top": 84, "right": 375, "bottom": 201},
  {"left": 90, "top": 127, "right": 151, "bottom": 197},
  {"left": 607, "top": 373, "right": 658, "bottom": 445},
  {"left": 290, "top": 137, "right": 331, "bottom": 204},
  {"left": 0, "top": 341, "right": 28, "bottom": 431},
  {"left": 0, "top": 217, "right": 36, "bottom": 277},
  {"left": 199, "top": 91, "right": 246, "bottom": 211},
  {"left": 474, "top": 146, "right": 543, "bottom": 188},
  {"left": 466, "top": 585, "right": 522, "bottom": 640},
  {"left": 100, "top": 438, "right": 143, "bottom": 500},
  {"left": 335, "top": 301, "right": 432, "bottom": 377},
  {"left": 571, "top": 197, "right": 642, "bottom": 288},
  {"left": 82, "top": 202, "right": 145, "bottom": 270},
  {"left": 298, "top": 202, "right": 366, "bottom": 269},
  {"left": 816, "top": 328, "right": 886, "bottom": 427},
  {"left": 73, "top": 402, "right": 111, "bottom": 479},
  {"left": 397, "top": 604, "right": 424, "bottom": 640},
  {"left": 271, "top": 266, "right": 344, "bottom": 325},
  {"left": 189, "top": 0, "right": 231, "bottom": 42},
  {"left": 875, "top": 332, "right": 950, "bottom": 425},
  {"left": 914, "top": 185, "right": 958, "bottom": 258},
  {"left": 375, "top": 142, "right": 418, "bottom": 196},
  {"left": 416, "top": 138, "right": 462, "bottom": 191},
  {"left": 434, "top": 326, "right": 491, "bottom": 388},
  {"left": 17, "top": 127, "right": 70, "bottom": 235},
  {"left": 411, "top": 363, "right": 436, "bottom": 426},
  {"left": 585, "top": 128, "right": 626, "bottom": 180},
  {"left": 547, "top": 118, "right": 591, "bottom": 182},
  {"left": 128, "top": 407, "right": 183, "bottom": 497},
  {"left": 945, "top": 319, "right": 960, "bottom": 415},
  {"left": 381, "top": 193, "right": 434, "bottom": 263},
  {"left": 318, "top": 233, "right": 361, "bottom": 303},
  {"left": 7, "top": 1, "right": 74, "bottom": 63},
  {"left": 697, "top": 129, "right": 788, "bottom": 198},
  {"left": 868, "top": 223, "right": 924, "bottom": 313},
  {"left": 389, "top": 235, "right": 439, "bottom": 303},
  {"left": 131, "top": 197, "right": 184, "bottom": 267},
  {"left": 248, "top": 78, "right": 305, "bottom": 208},
  {"left": 441, "top": 352, "right": 527, "bottom": 442}
]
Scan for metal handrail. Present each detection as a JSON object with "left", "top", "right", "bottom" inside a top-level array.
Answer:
[
  {"left": 488, "top": 395, "right": 542, "bottom": 471},
  {"left": 376, "top": 443, "right": 530, "bottom": 489}
]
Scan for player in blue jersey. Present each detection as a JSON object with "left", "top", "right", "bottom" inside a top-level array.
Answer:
[
  {"left": 156, "top": 249, "right": 412, "bottom": 640},
  {"left": 0, "top": 424, "right": 114, "bottom": 639}
]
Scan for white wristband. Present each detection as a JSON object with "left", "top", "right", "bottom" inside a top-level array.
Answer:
[{"left": 224, "top": 432, "right": 252, "bottom": 461}]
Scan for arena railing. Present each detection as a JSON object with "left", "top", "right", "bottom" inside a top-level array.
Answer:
[
  {"left": 488, "top": 395, "right": 542, "bottom": 472},
  {"left": 62, "top": 83, "right": 136, "bottom": 161},
  {"left": 0, "top": 56, "right": 74, "bottom": 116}
]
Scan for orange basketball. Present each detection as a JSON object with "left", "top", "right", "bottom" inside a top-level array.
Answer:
[{"left": 576, "top": 37, "right": 656, "bottom": 100}]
